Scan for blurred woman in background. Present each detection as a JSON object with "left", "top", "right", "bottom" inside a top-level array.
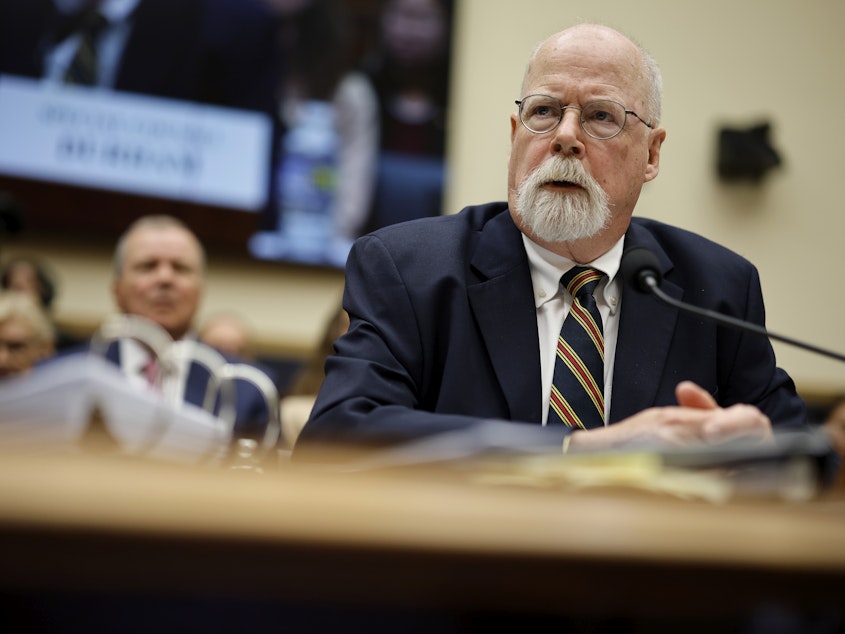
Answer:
[{"left": 0, "top": 291, "right": 56, "bottom": 379}]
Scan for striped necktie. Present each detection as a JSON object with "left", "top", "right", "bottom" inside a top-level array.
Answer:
[
  {"left": 548, "top": 267, "right": 606, "bottom": 429},
  {"left": 63, "top": 11, "right": 108, "bottom": 86}
]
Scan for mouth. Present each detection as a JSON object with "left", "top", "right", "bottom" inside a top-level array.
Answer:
[
  {"left": 150, "top": 298, "right": 177, "bottom": 310},
  {"left": 545, "top": 179, "right": 582, "bottom": 190}
]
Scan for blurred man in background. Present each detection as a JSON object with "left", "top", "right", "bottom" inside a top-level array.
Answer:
[{"left": 108, "top": 214, "right": 277, "bottom": 440}]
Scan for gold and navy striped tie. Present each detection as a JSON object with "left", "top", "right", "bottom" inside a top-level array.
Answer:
[{"left": 548, "top": 267, "right": 606, "bottom": 429}]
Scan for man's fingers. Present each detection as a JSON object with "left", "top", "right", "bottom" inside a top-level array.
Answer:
[
  {"left": 703, "top": 404, "right": 773, "bottom": 444},
  {"left": 675, "top": 380, "right": 718, "bottom": 410}
]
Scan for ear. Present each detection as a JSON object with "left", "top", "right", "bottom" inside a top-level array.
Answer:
[
  {"left": 510, "top": 113, "right": 519, "bottom": 141},
  {"left": 644, "top": 127, "right": 666, "bottom": 182}
]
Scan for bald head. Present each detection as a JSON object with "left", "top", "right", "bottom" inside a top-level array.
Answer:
[{"left": 523, "top": 24, "right": 662, "bottom": 126}]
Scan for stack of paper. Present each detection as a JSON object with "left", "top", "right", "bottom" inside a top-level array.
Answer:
[{"left": 0, "top": 353, "right": 230, "bottom": 465}]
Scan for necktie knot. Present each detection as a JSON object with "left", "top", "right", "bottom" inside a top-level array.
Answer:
[
  {"left": 52, "top": 8, "right": 107, "bottom": 43},
  {"left": 79, "top": 10, "right": 108, "bottom": 34},
  {"left": 561, "top": 267, "right": 604, "bottom": 303}
]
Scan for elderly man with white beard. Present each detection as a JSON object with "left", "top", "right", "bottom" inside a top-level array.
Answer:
[{"left": 293, "top": 23, "right": 807, "bottom": 458}]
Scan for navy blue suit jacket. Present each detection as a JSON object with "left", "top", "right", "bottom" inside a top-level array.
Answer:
[{"left": 295, "top": 202, "right": 806, "bottom": 452}]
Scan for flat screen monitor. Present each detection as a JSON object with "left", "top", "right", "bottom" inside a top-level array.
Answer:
[{"left": 0, "top": 0, "right": 455, "bottom": 269}]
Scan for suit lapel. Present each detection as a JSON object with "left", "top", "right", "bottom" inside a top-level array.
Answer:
[
  {"left": 610, "top": 224, "right": 682, "bottom": 422},
  {"left": 467, "top": 210, "right": 543, "bottom": 423}
]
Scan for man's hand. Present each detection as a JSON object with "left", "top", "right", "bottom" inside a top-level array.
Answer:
[{"left": 567, "top": 381, "right": 773, "bottom": 452}]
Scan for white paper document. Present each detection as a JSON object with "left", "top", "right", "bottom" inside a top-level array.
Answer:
[{"left": 0, "top": 354, "right": 230, "bottom": 465}]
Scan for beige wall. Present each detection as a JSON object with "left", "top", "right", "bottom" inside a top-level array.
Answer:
[{"left": 6, "top": 0, "right": 845, "bottom": 395}]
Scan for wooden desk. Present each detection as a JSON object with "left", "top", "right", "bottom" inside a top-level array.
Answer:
[{"left": 0, "top": 451, "right": 843, "bottom": 629}]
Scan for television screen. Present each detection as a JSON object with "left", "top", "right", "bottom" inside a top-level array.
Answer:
[{"left": 0, "top": 0, "right": 455, "bottom": 268}]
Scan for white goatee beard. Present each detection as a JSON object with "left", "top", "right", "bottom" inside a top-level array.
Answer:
[{"left": 515, "top": 156, "right": 611, "bottom": 243}]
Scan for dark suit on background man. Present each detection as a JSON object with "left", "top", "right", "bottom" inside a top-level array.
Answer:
[
  {"left": 0, "top": 0, "right": 277, "bottom": 110},
  {"left": 295, "top": 203, "right": 805, "bottom": 450},
  {"left": 0, "top": 0, "right": 203, "bottom": 100}
]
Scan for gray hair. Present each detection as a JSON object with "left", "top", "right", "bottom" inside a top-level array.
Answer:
[{"left": 639, "top": 46, "right": 663, "bottom": 126}]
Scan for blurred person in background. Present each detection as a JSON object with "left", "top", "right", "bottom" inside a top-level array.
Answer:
[
  {"left": 365, "top": 0, "right": 452, "bottom": 159},
  {"left": 280, "top": 305, "right": 349, "bottom": 445},
  {"left": 249, "top": 0, "right": 379, "bottom": 266},
  {"left": 0, "top": 0, "right": 204, "bottom": 99},
  {"left": 103, "top": 214, "right": 278, "bottom": 440},
  {"left": 1, "top": 255, "right": 80, "bottom": 351},
  {"left": 111, "top": 214, "right": 204, "bottom": 345},
  {"left": 287, "top": 305, "right": 349, "bottom": 397},
  {"left": 0, "top": 255, "right": 56, "bottom": 310},
  {"left": 0, "top": 290, "right": 56, "bottom": 379},
  {"left": 199, "top": 312, "right": 254, "bottom": 359},
  {"left": 361, "top": 0, "right": 453, "bottom": 230},
  {"left": 0, "top": 0, "right": 278, "bottom": 111}
]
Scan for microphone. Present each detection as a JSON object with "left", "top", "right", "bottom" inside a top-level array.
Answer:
[{"left": 620, "top": 246, "right": 845, "bottom": 364}]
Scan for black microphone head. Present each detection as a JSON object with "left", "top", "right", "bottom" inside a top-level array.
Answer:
[{"left": 620, "top": 246, "right": 662, "bottom": 293}]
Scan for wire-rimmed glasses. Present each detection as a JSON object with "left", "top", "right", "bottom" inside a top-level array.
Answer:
[{"left": 515, "top": 94, "right": 653, "bottom": 139}]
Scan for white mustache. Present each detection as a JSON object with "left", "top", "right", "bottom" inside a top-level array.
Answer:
[{"left": 528, "top": 156, "right": 592, "bottom": 188}]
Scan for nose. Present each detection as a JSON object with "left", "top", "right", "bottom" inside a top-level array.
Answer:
[
  {"left": 551, "top": 108, "right": 585, "bottom": 157},
  {"left": 152, "top": 263, "right": 175, "bottom": 283}
]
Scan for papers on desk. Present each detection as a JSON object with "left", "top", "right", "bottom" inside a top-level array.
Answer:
[
  {"left": 343, "top": 420, "right": 836, "bottom": 503},
  {"left": 0, "top": 354, "right": 229, "bottom": 465}
]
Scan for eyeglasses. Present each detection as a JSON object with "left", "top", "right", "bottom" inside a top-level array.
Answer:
[{"left": 515, "top": 94, "right": 653, "bottom": 139}]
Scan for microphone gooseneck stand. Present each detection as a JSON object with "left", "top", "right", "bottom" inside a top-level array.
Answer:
[{"left": 620, "top": 245, "right": 845, "bottom": 364}]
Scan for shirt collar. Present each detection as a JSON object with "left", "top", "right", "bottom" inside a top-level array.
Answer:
[{"left": 522, "top": 233, "right": 625, "bottom": 313}]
